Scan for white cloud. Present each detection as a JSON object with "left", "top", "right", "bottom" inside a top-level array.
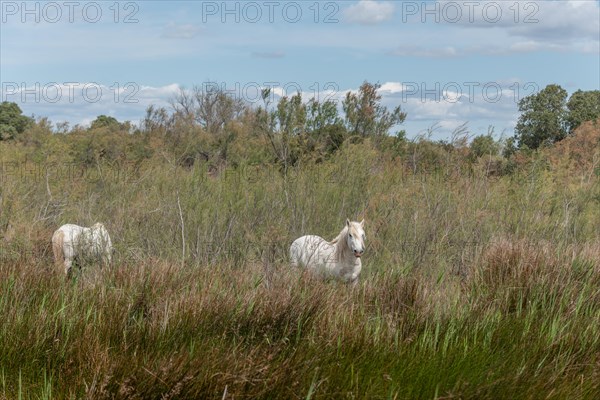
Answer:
[
  {"left": 138, "top": 84, "right": 181, "bottom": 97},
  {"left": 5, "top": 83, "right": 181, "bottom": 127},
  {"left": 343, "top": 0, "right": 395, "bottom": 25},
  {"left": 373, "top": 80, "right": 525, "bottom": 137},
  {"left": 383, "top": 0, "right": 599, "bottom": 57},
  {"left": 434, "top": 0, "right": 599, "bottom": 45},
  {"left": 507, "top": 0, "right": 599, "bottom": 41},
  {"left": 271, "top": 87, "right": 287, "bottom": 98},
  {"left": 378, "top": 82, "right": 408, "bottom": 94}
]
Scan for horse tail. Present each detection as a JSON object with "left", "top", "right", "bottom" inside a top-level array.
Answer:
[{"left": 52, "top": 229, "right": 65, "bottom": 267}]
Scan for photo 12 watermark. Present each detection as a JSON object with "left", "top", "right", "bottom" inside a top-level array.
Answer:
[
  {"left": 1, "top": 1, "right": 140, "bottom": 23},
  {"left": 400, "top": 1, "right": 539, "bottom": 24},
  {"left": 165, "top": 79, "right": 542, "bottom": 107},
  {"left": 191, "top": 81, "right": 341, "bottom": 104},
  {"left": 399, "top": 81, "right": 540, "bottom": 104},
  {"left": 199, "top": 1, "right": 339, "bottom": 24},
  {"left": 0, "top": 161, "right": 141, "bottom": 185},
  {"left": 1, "top": 82, "right": 140, "bottom": 104},
  {"left": 0, "top": 79, "right": 542, "bottom": 113}
]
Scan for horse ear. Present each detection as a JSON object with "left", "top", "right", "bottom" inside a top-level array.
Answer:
[
  {"left": 360, "top": 219, "right": 365, "bottom": 227},
  {"left": 346, "top": 218, "right": 350, "bottom": 227}
]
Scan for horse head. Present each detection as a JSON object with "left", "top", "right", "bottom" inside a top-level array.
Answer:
[{"left": 346, "top": 219, "right": 365, "bottom": 258}]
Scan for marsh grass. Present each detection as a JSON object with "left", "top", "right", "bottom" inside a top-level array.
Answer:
[{"left": 1, "top": 139, "right": 600, "bottom": 398}]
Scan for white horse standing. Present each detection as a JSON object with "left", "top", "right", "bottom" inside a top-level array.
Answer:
[
  {"left": 52, "top": 223, "right": 113, "bottom": 276},
  {"left": 290, "top": 219, "right": 366, "bottom": 283}
]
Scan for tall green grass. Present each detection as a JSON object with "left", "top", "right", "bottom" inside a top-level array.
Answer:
[{"left": 1, "top": 139, "right": 599, "bottom": 398}]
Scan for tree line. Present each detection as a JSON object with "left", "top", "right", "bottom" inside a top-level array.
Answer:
[{"left": 1, "top": 82, "right": 598, "bottom": 170}]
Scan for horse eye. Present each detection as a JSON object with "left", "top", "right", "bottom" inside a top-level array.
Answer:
[{"left": 349, "top": 233, "right": 353, "bottom": 238}]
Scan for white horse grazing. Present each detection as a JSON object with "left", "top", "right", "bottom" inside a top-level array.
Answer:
[
  {"left": 52, "top": 223, "right": 112, "bottom": 276},
  {"left": 290, "top": 219, "right": 365, "bottom": 283}
]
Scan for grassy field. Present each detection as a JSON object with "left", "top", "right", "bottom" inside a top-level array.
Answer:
[{"left": 1, "top": 129, "right": 600, "bottom": 399}]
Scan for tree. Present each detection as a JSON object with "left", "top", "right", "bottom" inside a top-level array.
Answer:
[
  {"left": 0, "top": 102, "right": 32, "bottom": 140},
  {"left": 275, "top": 93, "right": 306, "bottom": 137},
  {"left": 565, "top": 90, "right": 600, "bottom": 133},
  {"left": 515, "top": 84, "right": 568, "bottom": 149},
  {"left": 170, "top": 85, "right": 246, "bottom": 134},
  {"left": 140, "top": 105, "right": 174, "bottom": 135},
  {"left": 306, "top": 98, "right": 346, "bottom": 154},
  {"left": 90, "top": 115, "right": 122, "bottom": 131},
  {"left": 193, "top": 85, "right": 245, "bottom": 134},
  {"left": 502, "top": 136, "right": 518, "bottom": 159},
  {"left": 306, "top": 98, "right": 343, "bottom": 133},
  {"left": 254, "top": 90, "right": 302, "bottom": 170},
  {"left": 342, "top": 81, "right": 406, "bottom": 137},
  {"left": 470, "top": 134, "right": 500, "bottom": 159}
]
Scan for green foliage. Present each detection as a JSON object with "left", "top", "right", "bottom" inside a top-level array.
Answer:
[
  {"left": 140, "top": 105, "right": 174, "bottom": 135},
  {"left": 275, "top": 92, "right": 307, "bottom": 137},
  {"left": 566, "top": 90, "right": 600, "bottom": 133},
  {"left": 0, "top": 102, "right": 33, "bottom": 140},
  {"left": 15, "top": 117, "right": 53, "bottom": 155},
  {"left": 470, "top": 134, "right": 500, "bottom": 159},
  {"left": 502, "top": 136, "right": 518, "bottom": 159},
  {"left": 306, "top": 98, "right": 343, "bottom": 133},
  {"left": 256, "top": 91, "right": 352, "bottom": 167},
  {"left": 253, "top": 90, "right": 295, "bottom": 169},
  {"left": 515, "top": 84, "right": 568, "bottom": 149},
  {"left": 306, "top": 98, "right": 346, "bottom": 155},
  {"left": 89, "top": 115, "right": 124, "bottom": 131},
  {"left": 342, "top": 81, "right": 406, "bottom": 137},
  {"left": 515, "top": 85, "right": 600, "bottom": 150},
  {"left": 69, "top": 129, "right": 153, "bottom": 167},
  {"left": 406, "top": 138, "right": 451, "bottom": 174}
]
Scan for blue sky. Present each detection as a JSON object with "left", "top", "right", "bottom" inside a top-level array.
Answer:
[{"left": 1, "top": 0, "right": 599, "bottom": 139}]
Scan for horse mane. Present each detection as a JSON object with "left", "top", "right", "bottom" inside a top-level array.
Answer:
[
  {"left": 330, "top": 225, "right": 352, "bottom": 261},
  {"left": 329, "top": 225, "right": 346, "bottom": 244}
]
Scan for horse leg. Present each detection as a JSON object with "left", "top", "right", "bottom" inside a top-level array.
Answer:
[
  {"left": 64, "top": 258, "right": 73, "bottom": 278},
  {"left": 102, "top": 249, "right": 112, "bottom": 266}
]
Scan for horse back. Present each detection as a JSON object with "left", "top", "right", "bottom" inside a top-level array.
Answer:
[{"left": 290, "top": 235, "right": 332, "bottom": 268}]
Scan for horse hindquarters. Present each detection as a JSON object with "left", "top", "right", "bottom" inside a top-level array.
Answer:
[
  {"left": 101, "top": 230, "right": 113, "bottom": 265},
  {"left": 51, "top": 230, "right": 63, "bottom": 264},
  {"left": 51, "top": 229, "right": 71, "bottom": 275},
  {"left": 289, "top": 238, "right": 303, "bottom": 267},
  {"left": 289, "top": 235, "right": 331, "bottom": 271}
]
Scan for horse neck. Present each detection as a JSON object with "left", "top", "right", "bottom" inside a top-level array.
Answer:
[
  {"left": 89, "top": 225, "right": 104, "bottom": 236},
  {"left": 333, "top": 228, "right": 353, "bottom": 263},
  {"left": 76, "top": 226, "right": 89, "bottom": 238}
]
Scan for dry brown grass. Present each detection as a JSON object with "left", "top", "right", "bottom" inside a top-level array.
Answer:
[
  {"left": 1, "top": 132, "right": 600, "bottom": 398},
  {"left": 547, "top": 119, "right": 600, "bottom": 178}
]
